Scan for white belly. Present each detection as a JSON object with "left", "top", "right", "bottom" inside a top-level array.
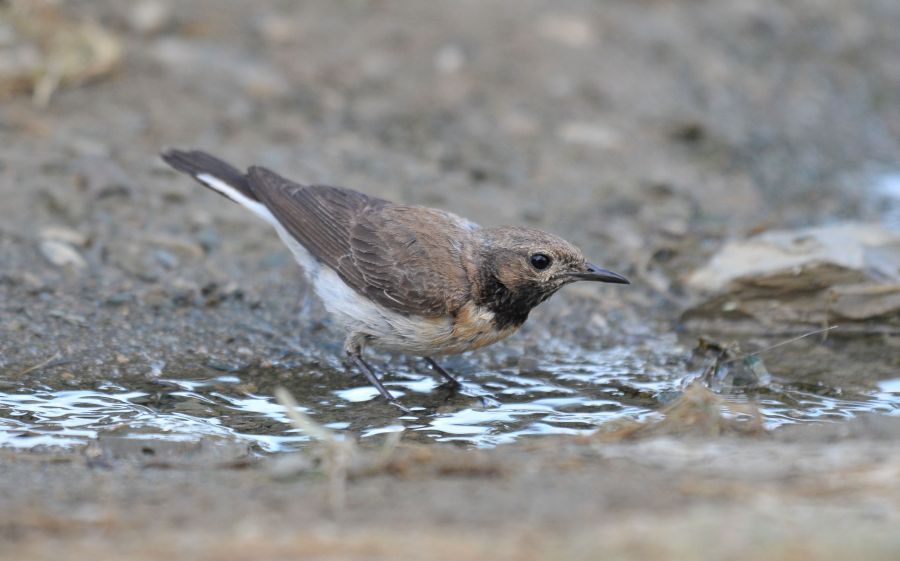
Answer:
[{"left": 312, "top": 265, "right": 519, "bottom": 356}]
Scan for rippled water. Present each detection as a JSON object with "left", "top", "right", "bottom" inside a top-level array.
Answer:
[{"left": 2, "top": 335, "right": 898, "bottom": 453}]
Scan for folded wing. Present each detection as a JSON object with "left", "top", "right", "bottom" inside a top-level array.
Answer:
[{"left": 247, "top": 166, "right": 474, "bottom": 317}]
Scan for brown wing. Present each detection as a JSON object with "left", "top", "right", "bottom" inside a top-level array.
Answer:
[{"left": 247, "top": 166, "right": 474, "bottom": 317}]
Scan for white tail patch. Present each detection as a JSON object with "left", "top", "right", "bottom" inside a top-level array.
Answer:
[
  {"left": 196, "top": 173, "right": 276, "bottom": 226},
  {"left": 196, "top": 173, "right": 321, "bottom": 279}
]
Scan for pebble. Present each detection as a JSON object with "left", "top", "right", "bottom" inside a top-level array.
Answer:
[
  {"left": 193, "top": 226, "right": 220, "bottom": 253},
  {"left": 152, "top": 248, "right": 179, "bottom": 270},
  {"left": 104, "top": 292, "right": 134, "bottom": 307},
  {"left": 537, "top": 14, "right": 595, "bottom": 47},
  {"left": 499, "top": 111, "right": 538, "bottom": 137},
  {"left": 167, "top": 278, "right": 199, "bottom": 305},
  {"left": 140, "top": 287, "right": 169, "bottom": 308},
  {"left": 39, "top": 240, "right": 87, "bottom": 269},
  {"left": 107, "top": 241, "right": 163, "bottom": 281},
  {"left": 205, "top": 358, "right": 243, "bottom": 373},
  {"left": 435, "top": 44, "right": 465, "bottom": 74},
  {"left": 256, "top": 15, "right": 296, "bottom": 45},
  {"left": 557, "top": 122, "right": 620, "bottom": 150},
  {"left": 240, "top": 64, "right": 290, "bottom": 99},
  {"left": 38, "top": 188, "right": 90, "bottom": 222},
  {"left": 128, "top": 0, "right": 172, "bottom": 36},
  {"left": 67, "top": 137, "right": 111, "bottom": 158}
]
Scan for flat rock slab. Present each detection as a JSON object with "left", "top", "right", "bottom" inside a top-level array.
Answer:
[{"left": 684, "top": 223, "right": 900, "bottom": 333}]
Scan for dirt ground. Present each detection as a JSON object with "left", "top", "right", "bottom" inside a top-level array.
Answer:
[{"left": 1, "top": 1, "right": 899, "bottom": 559}]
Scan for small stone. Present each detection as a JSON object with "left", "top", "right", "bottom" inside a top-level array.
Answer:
[
  {"left": 128, "top": 1, "right": 172, "bottom": 36},
  {"left": 435, "top": 44, "right": 465, "bottom": 74},
  {"left": 537, "top": 14, "right": 595, "bottom": 47},
  {"left": 39, "top": 240, "right": 87, "bottom": 269},
  {"left": 152, "top": 249, "right": 178, "bottom": 270},
  {"left": 104, "top": 292, "right": 133, "bottom": 306},
  {"left": 558, "top": 122, "right": 620, "bottom": 150},
  {"left": 141, "top": 287, "right": 169, "bottom": 308},
  {"left": 499, "top": 111, "right": 538, "bottom": 137},
  {"left": 167, "top": 278, "right": 199, "bottom": 306},
  {"left": 257, "top": 16, "right": 295, "bottom": 45},
  {"left": 188, "top": 210, "right": 213, "bottom": 228},
  {"left": 147, "top": 234, "right": 205, "bottom": 259},
  {"left": 16, "top": 272, "right": 48, "bottom": 293},
  {"left": 68, "top": 137, "right": 111, "bottom": 158},
  {"left": 360, "top": 51, "right": 392, "bottom": 79},
  {"left": 240, "top": 65, "right": 289, "bottom": 99},
  {"left": 108, "top": 241, "right": 163, "bottom": 281},
  {"left": 205, "top": 358, "right": 242, "bottom": 372},
  {"left": 37, "top": 188, "right": 89, "bottom": 222},
  {"left": 194, "top": 226, "right": 220, "bottom": 253}
]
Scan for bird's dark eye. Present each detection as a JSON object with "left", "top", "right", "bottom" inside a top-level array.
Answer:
[{"left": 530, "top": 253, "right": 551, "bottom": 270}]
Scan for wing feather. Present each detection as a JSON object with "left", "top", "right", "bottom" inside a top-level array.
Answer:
[{"left": 246, "top": 166, "right": 474, "bottom": 316}]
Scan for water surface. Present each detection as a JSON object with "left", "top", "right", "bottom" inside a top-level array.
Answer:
[{"left": 2, "top": 335, "right": 897, "bottom": 453}]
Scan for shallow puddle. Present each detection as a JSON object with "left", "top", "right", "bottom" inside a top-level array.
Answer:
[{"left": 2, "top": 335, "right": 898, "bottom": 453}]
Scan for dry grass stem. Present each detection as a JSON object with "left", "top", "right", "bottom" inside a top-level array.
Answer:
[
  {"left": 12, "top": 352, "right": 63, "bottom": 378},
  {"left": 274, "top": 386, "right": 356, "bottom": 515}
]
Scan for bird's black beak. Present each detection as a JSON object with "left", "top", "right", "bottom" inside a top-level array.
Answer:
[{"left": 568, "top": 262, "right": 630, "bottom": 284}]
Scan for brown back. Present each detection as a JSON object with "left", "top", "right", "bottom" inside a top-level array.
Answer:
[{"left": 247, "top": 167, "right": 475, "bottom": 317}]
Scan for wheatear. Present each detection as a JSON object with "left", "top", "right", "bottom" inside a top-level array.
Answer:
[{"left": 162, "top": 150, "right": 629, "bottom": 410}]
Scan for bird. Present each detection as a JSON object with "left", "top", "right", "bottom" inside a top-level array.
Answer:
[{"left": 161, "top": 149, "right": 629, "bottom": 410}]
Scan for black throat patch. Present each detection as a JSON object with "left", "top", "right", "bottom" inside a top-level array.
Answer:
[{"left": 476, "top": 271, "right": 557, "bottom": 331}]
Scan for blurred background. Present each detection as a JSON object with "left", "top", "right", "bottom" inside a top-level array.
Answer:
[{"left": 1, "top": 1, "right": 899, "bottom": 559}]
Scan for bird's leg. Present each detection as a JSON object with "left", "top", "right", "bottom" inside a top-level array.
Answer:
[
  {"left": 344, "top": 337, "right": 410, "bottom": 412},
  {"left": 424, "top": 356, "right": 461, "bottom": 388},
  {"left": 347, "top": 351, "right": 392, "bottom": 399}
]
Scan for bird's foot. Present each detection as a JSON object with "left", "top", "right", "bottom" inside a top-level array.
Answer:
[
  {"left": 424, "top": 356, "right": 462, "bottom": 389},
  {"left": 347, "top": 351, "right": 412, "bottom": 413},
  {"left": 388, "top": 400, "right": 412, "bottom": 414}
]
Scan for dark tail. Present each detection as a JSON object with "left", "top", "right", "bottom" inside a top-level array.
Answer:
[{"left": 160, "top": 149, "right": 258, "bottom": 202}]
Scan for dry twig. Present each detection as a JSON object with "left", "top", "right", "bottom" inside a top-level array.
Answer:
[
  {"left": 12, "top": 352, "right": 64, "bottom": 377},
  {"left": 274, "top": 387, "right": 355, "bottom": 515}
]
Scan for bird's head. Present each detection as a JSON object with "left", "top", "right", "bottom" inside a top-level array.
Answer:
[{"left": 476, "top": 226, "right": 629, "bottom": 328}]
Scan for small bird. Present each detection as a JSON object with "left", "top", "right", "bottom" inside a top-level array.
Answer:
[{"left": 161, "top": 149, "right": 629, "bottom": 410}]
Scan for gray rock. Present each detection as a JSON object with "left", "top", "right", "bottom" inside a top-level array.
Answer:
[{"left": 39, "top": 240, "right": 86, "bottom": 269}]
